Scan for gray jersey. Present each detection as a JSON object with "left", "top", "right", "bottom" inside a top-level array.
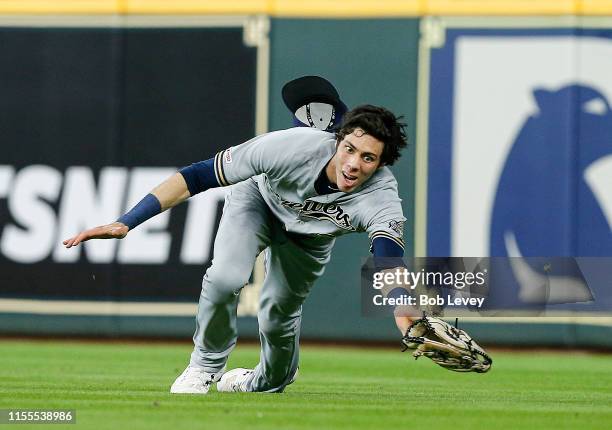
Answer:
[
  {"left": 188, "top": 127, "right": 406, "bottom": 391},
  {"left": 212, "top": 127, "right": 405, "bottom": 251}
]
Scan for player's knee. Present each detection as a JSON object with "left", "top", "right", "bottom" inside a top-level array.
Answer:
[
  {"left": 258, "top": 314, "right": 297, "bottom": 340},
  {"left": 206, "top": 264, "right": 251, "bottom": 290},
  {"left": 201, "top": 267, "right": 251, "bottom": 303}
]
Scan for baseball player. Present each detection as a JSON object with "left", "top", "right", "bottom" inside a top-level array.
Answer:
[
  {"left": 64, "top": 90, "right": 412, "bottom": 392},
  {"left": 279, "top": 77, "right": 420, "bottom": 359}
]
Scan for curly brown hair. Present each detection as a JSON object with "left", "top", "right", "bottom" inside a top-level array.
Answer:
[{"left": 335, "top": 105, "right": 408, "bottom": 166}]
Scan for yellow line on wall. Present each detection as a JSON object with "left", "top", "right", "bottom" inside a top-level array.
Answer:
[
  {"left": 124, "top": 0, "right": 271, "bottom": 15},
  {"left": 579, "top": 0, "right": 612, "bottom": 14},
  {"left": 0, "top": 0, "right": 119, "bottom": 14},
  {"left": 272, "top": 0, "right": 423, "bottom": 17},
  {"left": 1, "top": 1, "right": 612, "bottom": 16},
  {"left": 426, "top": 0, "right": 577, "bottom": 16}
]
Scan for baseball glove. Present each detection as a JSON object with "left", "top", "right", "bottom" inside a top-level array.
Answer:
[{"left": 401, "top": 316, "right": 492, "bottom": 373}]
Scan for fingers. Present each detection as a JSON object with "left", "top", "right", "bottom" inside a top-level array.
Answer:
[
  {"left": 62, "top": 223, "right": 128, "bottom": 248},
  {"left": 63, "top": 232, "right": 89, "bottom": 248},
  {"left": 72, "top": 232, "right": 89, "bottom": 247},
  {"left": 62, "top": 236, "right": 78, "bottom": 248},
  {"left": 63, "top": 238, "right": 77, "bottom": 248},
  {"left": 63, "top": 227, "right": 99, "bottom": 248}
]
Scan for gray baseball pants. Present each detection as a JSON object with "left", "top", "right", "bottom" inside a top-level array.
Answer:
[{"left": 189, "top": 179, "right": 334, "bottom": 392}]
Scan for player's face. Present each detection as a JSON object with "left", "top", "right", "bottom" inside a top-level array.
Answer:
[{"left": 330, "top": 128, "right": 384, "bottom": 192}]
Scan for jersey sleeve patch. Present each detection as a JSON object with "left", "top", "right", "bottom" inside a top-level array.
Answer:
[
  {"left": 388, "top": 219, "right": 405, "bottom": 236},
  {"left": 214, "top": 150, "right": 231, "bottom": 186}
]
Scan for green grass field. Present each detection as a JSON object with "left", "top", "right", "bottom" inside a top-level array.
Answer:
[{"left": 1, "top": 340, "right": 611, "bottom": 430}]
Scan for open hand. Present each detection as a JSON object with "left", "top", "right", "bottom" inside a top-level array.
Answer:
[{"left": 63, "top": 222, "right": 129, "bottom": 248}]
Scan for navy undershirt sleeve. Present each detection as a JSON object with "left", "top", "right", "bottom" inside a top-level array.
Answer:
[
  {"left": 372, "top": 236, "right": 405, "bottom": 271},
  {"left": 372, "top": 236, "right": 404, "bottom": 257},
  {"left": 372, "top": 237, "right": 408, "bottom": 306},
  {"left": 179, "top": 158, "right": 219, "bottom": 196}
]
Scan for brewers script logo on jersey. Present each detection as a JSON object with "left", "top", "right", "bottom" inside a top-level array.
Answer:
[
  {"left": 264, "top": 181, "right": 356, "bottom": 231},
  {"left": 425, "top": 26, "right": 612, "bottom": 306},
  {"left": 281, "top": 199, "right": 356, "bottom": 231}
]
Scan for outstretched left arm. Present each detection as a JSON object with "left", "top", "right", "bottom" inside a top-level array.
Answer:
[{"left": 63, "top": 172, "right": 191, "bottom": 248}]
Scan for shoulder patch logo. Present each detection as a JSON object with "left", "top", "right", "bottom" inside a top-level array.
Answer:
[
  {"left": 224, "top": 149, "right": 232, "bottom": 164},
  {"left": 389, "top": 220, "right": 404, "bottom": 236}
]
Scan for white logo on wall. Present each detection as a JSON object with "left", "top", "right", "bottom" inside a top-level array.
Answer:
[{"left": 0, "top": 165, "right": 226, "bottom": 264}]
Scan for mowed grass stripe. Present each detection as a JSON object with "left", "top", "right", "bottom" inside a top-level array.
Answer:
[{"left": 0, "top": 340, "right": 610, "bottom": 430}]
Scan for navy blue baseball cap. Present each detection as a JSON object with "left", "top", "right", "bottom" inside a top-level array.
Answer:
[{"left": 282, "top": 76, "right": 348, "bottom": 131}]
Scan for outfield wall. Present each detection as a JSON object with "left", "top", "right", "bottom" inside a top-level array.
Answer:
[{"left": 0, "top": 4, "right": 611, "bottom": 348}]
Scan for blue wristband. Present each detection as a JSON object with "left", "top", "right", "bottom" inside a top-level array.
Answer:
[{"left": 117, "top": 193, "right": 162, "bottom": 230}]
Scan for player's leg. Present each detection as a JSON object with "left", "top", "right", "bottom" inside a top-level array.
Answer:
[
  {"left": 250, "top": 233, "right": 335, "bottom": 392},
  {"left": 189, "top": 179, "right": 272, "bottom": 372}
]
